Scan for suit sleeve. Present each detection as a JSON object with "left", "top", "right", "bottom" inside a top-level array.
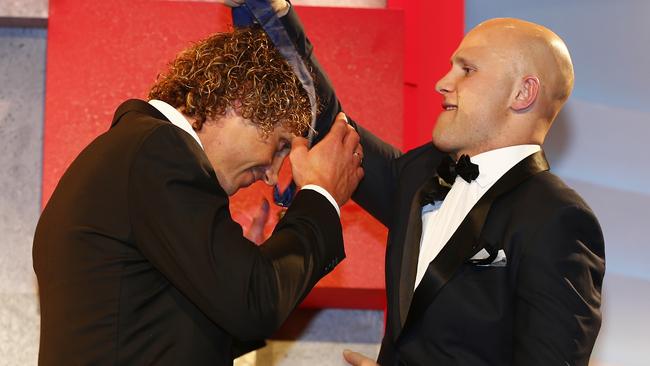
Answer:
[
  {"left": 280, "top": 6, "right": 402, "bottom": 226},
  {"left": 128, "top": 124, "right": 344, "bottom": 341},
  {"left": 513, "top": 205, "right": 605, "bottom": 365}
]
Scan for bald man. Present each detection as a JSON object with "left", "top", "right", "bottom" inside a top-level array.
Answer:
[{"left": 269, "top": 7, "right": 604, "bottom": 366}]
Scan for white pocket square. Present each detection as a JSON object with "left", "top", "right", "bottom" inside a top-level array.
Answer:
[{"left": 469, "top": 248, "right": 507, "bottom": 267}]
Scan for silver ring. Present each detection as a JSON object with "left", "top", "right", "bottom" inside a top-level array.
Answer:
[{"left": 353, "top": 151, "right": 363, "bottom": 164}]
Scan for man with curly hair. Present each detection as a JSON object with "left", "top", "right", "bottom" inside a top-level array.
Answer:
[{"left": 32, "top": 4, "right": 364, "bottom": 365}]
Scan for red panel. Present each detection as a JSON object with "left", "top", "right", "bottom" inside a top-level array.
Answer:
[
  {"left": 393, "top": 0, "right": 465, "bottom": 150},
  {"left": 44, "top": 0, "right": 405, "bottom": 309},
  {"left": 44, "top": 0, "right": 464, "bottom": 309},
  {"left": 44, "top": 0, "right": 231, "bottom": 206}
]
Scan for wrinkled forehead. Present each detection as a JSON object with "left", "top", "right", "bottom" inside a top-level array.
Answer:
[{"left": 266, "top": 123, "right": 297, "bottom": 141}]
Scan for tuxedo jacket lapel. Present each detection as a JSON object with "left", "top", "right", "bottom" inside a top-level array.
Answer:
[
  {"left": 397, "top": 151, "right": 550, "bottom": 338},
  {"left": 396, "top": 174, "right": 438, "bottom": 331}
]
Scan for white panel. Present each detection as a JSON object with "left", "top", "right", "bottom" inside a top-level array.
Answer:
[
  {"left": 465, "top": 0, "right": 650, "bottom": 112},
  {"left": 545, "top": 98, "right": 650, "bottom": 196},
  {"left": 592, "top": 273, "right": 650, "bottom": 366},
  {"left": 0, "top": 0, "right": 47, "bottom": 19}
]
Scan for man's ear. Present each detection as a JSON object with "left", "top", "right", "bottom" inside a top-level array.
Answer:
[{"left": 511, "top": 76, "right": 539, "bottom": 112}]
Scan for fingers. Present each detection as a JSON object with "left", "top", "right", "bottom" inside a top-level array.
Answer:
[
  {"left": 324, "top": 112, "right": 357, "bottom": 147},
  {"left": 329, "top": 112, "right": 362, "bottom": 165},
  {"left": 327, "top": 117, "right": 350, "bottom": 142},
  {"left": 343, "top": 349, "right": 378, "bottom": 366},
  {"left": 289, "top": 137, "right": 310, "bottom": 187},
  {"left": 352, "top": 142, "right": 364, "bottom": 164},
  {"left": 270, "top": 0, "right": 291, "bottom": 16},
  {"left": 245, "top": 198, "right": 270, "bottom": 244},
  {"left": 335, "top": 113, "right": 361, "bottom": 157},
  {"left": 356, "top": 166, "right": 365, "bottom": 181},
  {"left": 289, "top": 111, "right": 363, "bottom": 204},
  {"left": 250, "top": 198, "right": 270, "bottom": 230},
  {"left": 336, "top": 111, "right": 348, "bottom": 124},
  {"left": 343, "top": 127, "right": 360, "bottom": 151},
  {"left": 290, "top": 136, "right": 309, "bottom": 156}
]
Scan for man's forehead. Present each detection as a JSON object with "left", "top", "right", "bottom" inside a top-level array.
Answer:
[
  {"left": 451, "top": 50, "right": 478, "bottom": 64},
  {"left": 453, "top": 31, "right": 516, "bottom": 64},
  {"left": 266, "top": 125, "right": 296, "bottom": 141},
  {"left": 451, "top": 43, "right": 492, "bottom": 64}
]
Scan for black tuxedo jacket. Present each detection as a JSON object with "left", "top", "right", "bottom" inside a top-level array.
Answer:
[
  {"left": 33, "top": 99, "right": 344, "bottom": 365},
  {"left": 281, "top": 8, "right": 605, "bottom": 365}
]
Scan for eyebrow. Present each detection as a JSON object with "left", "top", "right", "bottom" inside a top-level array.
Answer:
[{"left": 451, "top": 55, "right": 472, "bottom": 65}]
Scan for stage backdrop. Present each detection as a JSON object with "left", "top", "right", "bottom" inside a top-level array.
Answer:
[{"left": 43, "top": 0, "right": 463, "bottom": 309}]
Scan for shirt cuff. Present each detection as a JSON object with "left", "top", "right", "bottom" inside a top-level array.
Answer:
[{"left": 301, "top": 184, "right": 340, "bottom": 217}]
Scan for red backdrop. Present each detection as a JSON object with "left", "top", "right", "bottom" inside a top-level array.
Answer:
[{"left": 43, "top": 0, "right": 463, "bottom": 309}]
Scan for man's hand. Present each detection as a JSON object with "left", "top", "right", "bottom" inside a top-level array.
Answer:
[
  {"left": 244, "top": 198, "right": 270, "bottom": 244},
  {"left": 343, "top": 349, "right": 379, "bottom": 366},
  {"left": 221, "top": 0, "right": 290, "bottom": 17},
  {"left": 290, "top": 113, "right": 364, "bottom": 207}
]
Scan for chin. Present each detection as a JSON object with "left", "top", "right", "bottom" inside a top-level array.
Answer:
[
  {"left": 431, "top": 136, "right": 455, "bottom": 154},
  {"left": 431, "top": 131, "right": 445, "bottom": 149}
]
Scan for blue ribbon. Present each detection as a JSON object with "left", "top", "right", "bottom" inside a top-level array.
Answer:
[
  {"left": 232, "top": 1, "right": 317, "bottom": 143},
  {"left": 232, "top": 1, "right": 311, "bottom": 207}
]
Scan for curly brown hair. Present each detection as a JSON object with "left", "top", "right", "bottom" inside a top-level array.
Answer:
[{"left": 149, "top": 27, "right": 313, "bottom": 137}]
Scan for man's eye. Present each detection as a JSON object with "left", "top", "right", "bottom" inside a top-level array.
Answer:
[
  {"left": 276, "top": 143, "right": 290, "bottom": 155},
  {"left": 463, "top": 67, "right": 474, "bottom": 76}
]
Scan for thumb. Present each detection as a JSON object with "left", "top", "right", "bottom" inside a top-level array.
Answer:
[
  {"left": 246, "top": 198, "right": 270, "bottom": 244},
  {"left": 250, "top": 198, "right": 270, "bottom": 228},
  {"left": 290, "top": 137, "right": 310, "bottom": 157},
  {"left": 343, "top": 349, "right": 376, "bottom": 366}
]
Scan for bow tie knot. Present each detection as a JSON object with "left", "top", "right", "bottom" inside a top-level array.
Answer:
[
  {"left": 437, "top": 154, "right": 480, "bottom": 186},
  {"left": 420, "top": 154, "right": 480, "bottom": 207}
]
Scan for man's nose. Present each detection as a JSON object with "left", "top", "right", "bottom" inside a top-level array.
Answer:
[
  {"left": 435, "top": 71, "right": 454, "bottom": 94},
  {"left": 262, "top": 169, "right": 279, "bottom": 186},
  {"left": 262, "top": 156, "right": 285, "bottom": 186}
]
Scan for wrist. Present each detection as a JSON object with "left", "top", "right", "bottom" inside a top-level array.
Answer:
[{"left": 301, "top": 184, "right": 341, "bottom": 216}]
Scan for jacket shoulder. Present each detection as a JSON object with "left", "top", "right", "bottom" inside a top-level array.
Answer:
[{"left": 521, "top": 171, "right": 594, "bottom": 213}]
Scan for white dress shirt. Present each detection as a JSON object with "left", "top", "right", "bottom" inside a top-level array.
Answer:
[
  {"left": 148, "top": 99, "right": 340, "bottom": 215},
  {"left": 414, "top": 145, "right": 541, "bottom": 289}
]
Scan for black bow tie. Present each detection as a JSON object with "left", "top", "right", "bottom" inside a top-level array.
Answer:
[
  {"left": 437, "top": 154, "right": 480, "bottom": 186},
  {"left": 420, "top": 154, "right": 480, "bottom": 207}
]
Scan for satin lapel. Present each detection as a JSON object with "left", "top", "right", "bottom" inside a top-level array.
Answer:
[
  {"left": 394, "top": 173, "right": 438, "bottom": 338},
  {"left": 398, "top": 151, "right": 550, "bottom": 336}
]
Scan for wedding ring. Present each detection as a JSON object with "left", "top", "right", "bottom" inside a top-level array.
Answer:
[{"left": 353, "top": 151, "right": 363, "bottom": 164}]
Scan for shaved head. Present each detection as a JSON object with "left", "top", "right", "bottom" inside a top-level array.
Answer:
[
  {"left": 471, "top": 18, "right": 574, "bottom": 120},
  {"left": 433, "top": 18, "right": 575, "bottom": 156}
]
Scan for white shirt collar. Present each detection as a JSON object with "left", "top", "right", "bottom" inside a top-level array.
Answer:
[
  {"left": 148, "top": 99, "right": 204, "bottom": 149},
  {"left": 469, "top": 145, "right": 541, "bottom": 188}
]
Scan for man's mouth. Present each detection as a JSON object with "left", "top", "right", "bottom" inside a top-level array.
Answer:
[{"left": 442, "top": 102, "right": 458, "bottom": 111}]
